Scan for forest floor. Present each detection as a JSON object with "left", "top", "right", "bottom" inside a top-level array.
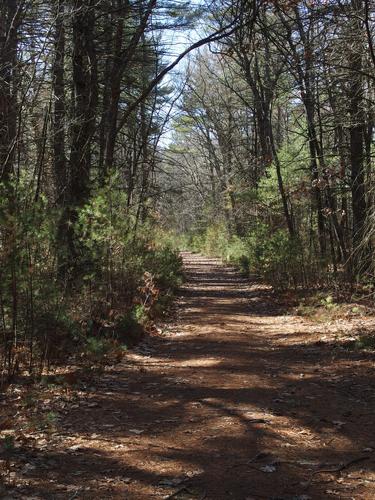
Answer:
[{"left": 1, "top": 252, "right": 375, "bottom": 499}]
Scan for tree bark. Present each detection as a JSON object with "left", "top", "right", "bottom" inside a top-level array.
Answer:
[
  {"left": 0, "top": 0, "right": 19, "bottom": 182},
  {"left": 348, "top": 0, "right": 367, "bottom": 271},
  {"left": 52, "top": 0, "right": 67, "bottom": 204}
]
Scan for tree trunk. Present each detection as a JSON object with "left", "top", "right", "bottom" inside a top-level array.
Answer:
[
  {"left": 59, "top": 0, "right": 98, "bottom": 274},
  {"left": 52, "top": 0, "right": 67, "bottom": 203},
  {"left": 348, "top": 0, "right": 367, "bottom": 272},
  {"left": 0, "top": 0, "right": 19, "bottom": 182}
]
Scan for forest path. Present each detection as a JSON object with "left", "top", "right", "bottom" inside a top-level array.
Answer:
[{"left": 10, "top": 252, "right": 375, "bottom": 499}]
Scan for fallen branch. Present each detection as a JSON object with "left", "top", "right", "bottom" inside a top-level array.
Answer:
[
  {"left": 311, "top": 455, "right": 369, "bottom": 477},
  {"left": 166, "top": 486, "right": 206, "bottom": 500},
  {"left": 303, "top": 455, "right": 370, "bottom": 489}
]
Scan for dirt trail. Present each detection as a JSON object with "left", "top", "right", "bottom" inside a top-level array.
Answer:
[{"left": 5, "top": 252, "right": 375, "bottom": 499}]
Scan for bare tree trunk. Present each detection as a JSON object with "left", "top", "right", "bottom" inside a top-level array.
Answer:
[
  {"left": 348, "top": 0, "right": 367, "bottom": 272},
  {"left": 69, "top": 0, "right": 98, "bottom": 207},
  {"left": 0, "top": 0, "right": 19, "bottom": 182},
  {"left": 59, "top": 0, "right": 98, "bottom": 273},
  {"left": 53, "top": 0, "right": 67, "bottom": 203}
]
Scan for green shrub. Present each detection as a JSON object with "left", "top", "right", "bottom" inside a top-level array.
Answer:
[
  {"left": 0, "top": 171, "right": 184, "bottom": 377},
  {"left": 182, "top": 222, "right": 305, "bottom": 288},
  {"left": 224, "top": 236, "right": 248, "bottom": 267},
  {"left": 132, "top": 304, "right": 148, "bottom": 324},
  {"left": 114, "top": 310, "right": 145, "bottom": 347},
  {"left": 243, "top": 224, "right": 304, "bottom": 288},
  {"left": 320, "top": 295, "right": 337, "bottom": 310},
  {"left": 203, "top": 223, "right": 230, "bottom": 256},
  {"left": 86, "top": 336, "right": 113, "bottom": 358},
  {"left": 145, "top": 246, "right": 184, "bottom": 292}
]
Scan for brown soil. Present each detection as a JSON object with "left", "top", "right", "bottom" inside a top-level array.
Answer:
[{"left": 1, "top": 252, "right": 375, "bottom": 499}]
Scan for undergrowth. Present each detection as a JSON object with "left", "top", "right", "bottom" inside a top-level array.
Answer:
[
  {"left": 0, "top": 173, "right": 184, "bottom": 383},
  {"left": 177, "top": 222, "right": 308, "bottom": 289}
]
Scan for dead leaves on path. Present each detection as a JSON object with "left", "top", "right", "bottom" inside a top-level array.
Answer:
[{"left": 2, "top": 253, "right": 375, "bottom": 498}]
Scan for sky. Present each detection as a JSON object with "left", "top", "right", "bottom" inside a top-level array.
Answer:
[{"left": 157, "top": 1, "right": 208, "bottom": 145}]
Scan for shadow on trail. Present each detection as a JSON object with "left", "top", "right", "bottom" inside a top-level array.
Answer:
[{"left": 11, "top": 252, "right": 375, "bottom": 499}]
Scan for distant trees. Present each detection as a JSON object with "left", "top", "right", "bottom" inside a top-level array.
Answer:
[{"left": 163, "top": 0, "right": 375, "bottom": 285}]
